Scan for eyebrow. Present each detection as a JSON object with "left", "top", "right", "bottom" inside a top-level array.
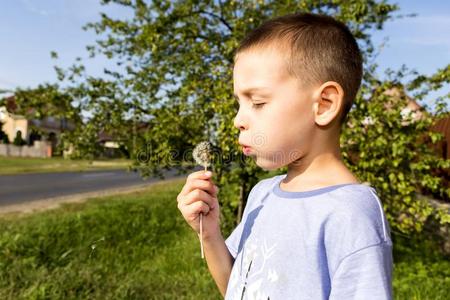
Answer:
[{"left": 233, "top": 87, "right": 272, "bottom": 99}]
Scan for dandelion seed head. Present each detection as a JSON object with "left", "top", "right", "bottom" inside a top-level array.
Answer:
[{"left": 193, "top": 141, "right": 212, "bottom": 168}]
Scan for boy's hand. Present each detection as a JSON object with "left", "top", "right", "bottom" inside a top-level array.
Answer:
[{"left": 177, "top": 170, "right": 220, "bottom": 239}]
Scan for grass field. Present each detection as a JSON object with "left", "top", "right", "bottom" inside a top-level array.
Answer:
[
  {"left": 0, "top": 157, "right": 131, "bottom": 175},
  {"left": 0, "top": 179, "right": 448, "bottom": 299}
]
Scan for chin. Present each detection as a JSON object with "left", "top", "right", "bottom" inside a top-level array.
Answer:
[{"left": 255, "top": 156, "right": 285, "bottom": 171}]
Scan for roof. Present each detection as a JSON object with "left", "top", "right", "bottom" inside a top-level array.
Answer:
[{"left": 4, "top": 95, "right": 18, "bottom": 113}]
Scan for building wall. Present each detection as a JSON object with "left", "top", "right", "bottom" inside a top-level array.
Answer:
[
  {"left": 0, "top": 106, "right": 29, "bottom": 142},
  {"left": 431, "top": 115, "right": 450, "bottom": 160},
  {"left": 0, "top": 141, "right": 51, "bottom": 158}
]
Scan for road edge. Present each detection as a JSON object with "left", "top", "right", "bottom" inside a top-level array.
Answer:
[{"left": 0, "top": 176, "right": 185, "bottom": 216}]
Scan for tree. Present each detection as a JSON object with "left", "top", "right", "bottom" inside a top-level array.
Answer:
[
  {"left": 49, "top": 0, "right": 448, "bottom": 234},
  {"left": 13, "top": 130, "right": 26, "bottom": 146},
  {"left": 342, "top": 66, "right": 450, "bottom": 233},
  {"left": 0, "top": 121, "right": 9, "bottom": 144},
  {"left": 11, "top": 83, "right": 83, "bottom": 156}
]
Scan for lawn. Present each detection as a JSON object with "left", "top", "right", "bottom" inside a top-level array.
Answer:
[
  {"left": 0, "top": 179, "right": 448, "bottom": 299},
  {"left": 0, "top": 156, "right": 131, "bottom": 175}
]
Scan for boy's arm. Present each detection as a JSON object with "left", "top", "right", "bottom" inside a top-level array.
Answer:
[
  {"left": 203, "top": 231, "right": 235, "bottom": 297},
  {"left": 329, "top": 242, "right": 393, "bottom": 300},
  {"left": 176, "top": 170, "right": 237, "bottom": 296}
]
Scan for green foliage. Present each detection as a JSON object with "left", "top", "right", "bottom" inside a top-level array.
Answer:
[
  {"left": 12, "top": 1, "right": 448, "bottom": 232},
  {"left": 341, "top": 66, "right": 450, "bottom": 234},
  {"left": 0, "top": 121, "right": 9, "bottom": 144},
  {"left": 12, "top": 131, "right": 26, "bottom": 146},
  {"left": 394, "top": 260, "right": 450, "bottom": 300},
  {"left": 13, "top": 84, "right": 79, "bottom": 122},
  {"left": 65, "top": 0, "right": 399, "bottom": 227},
  {"left": 0, "top": 180, "right": 448, "bottom": 298},
  {"left": 391, "top": 226, "right": 450, "bottom": 300},
  {"left": 12, "top": 83, "right": 83, "bottom": 155},
  {"left": 1, "top": 135, "right": 9, "bottom": 144}
]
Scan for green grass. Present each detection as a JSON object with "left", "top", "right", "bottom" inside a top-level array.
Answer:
[
  {"left": 0, "top": 179, "right": 220, "bottom": 299},
  {"left": 0, "top": 157, "right": 131, "bottom": 175},
  {"left": 392, "top": 231, "right": 450, "bottom": 300},
  {"left": 0, "top": 179, "right": 448, "bottom": 299}
]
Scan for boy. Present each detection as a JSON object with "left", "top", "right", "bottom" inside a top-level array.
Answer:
[{"left": 177, "top": 13, "right": 393, "bottom": 299}]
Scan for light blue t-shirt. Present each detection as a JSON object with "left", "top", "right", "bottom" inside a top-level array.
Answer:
[{"left": 224, "top": 174, "right": 393, "bottom": 300}]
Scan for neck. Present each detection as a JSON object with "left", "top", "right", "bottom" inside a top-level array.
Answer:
[
  {"left": 282, "top": 134, "right": 359, "bottom": 190},
  {"left": 285, "top": 150, "right": 342, "bottom": 181}
]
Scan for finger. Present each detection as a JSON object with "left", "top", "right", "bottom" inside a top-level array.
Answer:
[
  {"left": 186, "top": 170, "right": 213, "bottom": 183},
  {"left": 180, "top": 179, "right": 218, "bottom": 198},
  {"left": 180, "top": 172, "right": 216, "bottom": 197},
  {"left": 191, "top": 200, "right": 211, "bottom": 216},
  {"left": 184, "top": 201, "right": 211, "bottom": 223},
  {"left": 182, "top": 189, "right": 217, "bottom": 208}
]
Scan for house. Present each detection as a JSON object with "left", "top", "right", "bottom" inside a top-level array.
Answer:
[
  {"left": 382, "top": 87, "right": 449, "bottom": 161},
  {"left": 357, "top": 87, "right": 449, "bottom": 201},
  {"left": 431, "top": 115, "right": 450, "bottom": 160},
  {"left": 0, "top": 105, "right": 29, "bottom": 144},
  {"left": 0, "top": 95, "right": 75, "bottom": 157},
  {"left": 96, "top": 121, "right": 150, "bottom": 158}
]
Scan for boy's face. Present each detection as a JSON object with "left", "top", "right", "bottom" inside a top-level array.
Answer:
[{"left": 233, "top": 47, "right": 318, "bottom": 170}]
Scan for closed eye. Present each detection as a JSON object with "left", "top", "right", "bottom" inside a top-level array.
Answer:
[{"left": 252, "top": 103, "right": 266, "bottom": 109}]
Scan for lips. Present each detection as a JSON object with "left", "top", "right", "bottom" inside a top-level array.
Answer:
[{"left": 239, "top": 142, "right": 252, "bottom": 155}]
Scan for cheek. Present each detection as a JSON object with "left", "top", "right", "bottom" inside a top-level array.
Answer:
[
  {"left": 266, "top": 108, "right": 314, "bottom": 152},
  {"left": 270, "top": 104, "right": 313, "bottom": 136}
]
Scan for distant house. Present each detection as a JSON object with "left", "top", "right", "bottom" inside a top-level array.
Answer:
[
  {"left": 97, "top": 121, "right": 150, "bottom": 158},
  {"left": 382, "top": 87, "right": 427, "bottom": 122},
  {"left": 431, "top": 115, "right": 450, "bottom": 160},
  {"left": 429, "top": 114, "right": 450, "bottom": 202},
  {"left": 379, "top": 88, "right": 449, "bottom": 161},
  {"left": 0, "top": 95, "right": 75, "bottom": 156},
  {"left": 379, "top": 88, "right": 449, "bottom": 201},
  {"left": 0, "top": 105, "right": 28, "bottom": 143}
]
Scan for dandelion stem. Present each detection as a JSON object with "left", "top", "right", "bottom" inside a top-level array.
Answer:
[
  {"left": 193, "top": 141, "right": 211, "bottom": 260},
  {"left": 200, "top": 165, "right": 207, "bottom": 259}
]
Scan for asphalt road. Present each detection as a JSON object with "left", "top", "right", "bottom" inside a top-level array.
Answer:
[{"left": 0, "top": 169, "right": 183, "bottom": 206}]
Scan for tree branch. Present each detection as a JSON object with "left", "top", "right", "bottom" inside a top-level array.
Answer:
[{"left": 194, "top": 9, "right": 233, "bottom": 33}]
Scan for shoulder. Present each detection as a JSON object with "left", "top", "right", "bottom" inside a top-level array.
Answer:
[
  {"left": 246, "top": 174, "right": 284, "bottom": 206},
  {"left": 323, "top": 185, "right": 393, "bottom": 277},
  {"left": 329, "top": 184, "right": 387, "bottom": 223},
  {"left": 250, "top": 174, "right": 284, "bottom": 197},
  {"left": 325, "top": 184, "right": 392, "bottom": 253}
]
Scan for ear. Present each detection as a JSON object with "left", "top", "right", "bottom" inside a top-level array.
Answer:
[{"left": 312, "top": 81, "right": 345, "bottom": 126}]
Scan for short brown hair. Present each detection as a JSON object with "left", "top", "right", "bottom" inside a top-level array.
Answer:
[{"left": 235, "top": 13, "right": 363, "bottom": 123}]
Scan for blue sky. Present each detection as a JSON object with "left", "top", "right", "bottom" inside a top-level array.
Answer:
[{"left": 0, "top": 0, "right": 449, "bottom": 108}]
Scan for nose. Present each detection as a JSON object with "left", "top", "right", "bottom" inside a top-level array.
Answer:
[{"left": 233, "top": 107, "right": 248, "bottom": 131}]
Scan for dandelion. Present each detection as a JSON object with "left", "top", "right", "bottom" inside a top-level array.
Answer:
[
  {"left": 88, "top": 236, "right": 105, "bottom": 259},
  {"left": 192, "top": 141, "right": 212, "bottom": 259},
  {"left": 193, "top": 141, "right": 212, "bottom": 169}
]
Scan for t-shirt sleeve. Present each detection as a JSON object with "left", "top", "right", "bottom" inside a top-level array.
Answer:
[
  {"left": 329, "top": 242, "right": 393, "bottom": 300},
  {"left": 224, "top": 218, "right": 243, "bottom": 259},
  {"left": 326, "top": 187, "right": 393, "bottom": 299},
  {"left": 224, "top": 179, "right": 267, "bottom": 259}
]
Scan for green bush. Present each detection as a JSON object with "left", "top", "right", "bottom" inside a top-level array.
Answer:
[
  {"left": 12, "top": 131, "right": 26, "bottom": 146},
  {"left": 0, "top": 121, "right": 9, "bottom": 144},
  {"left": 392, "top": 229, "right": 450, "bottom": 300}
]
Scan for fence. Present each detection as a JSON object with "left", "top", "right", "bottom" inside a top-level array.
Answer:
[{"left": 0, "top": 141, "right": 52, "bottom": 158}]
